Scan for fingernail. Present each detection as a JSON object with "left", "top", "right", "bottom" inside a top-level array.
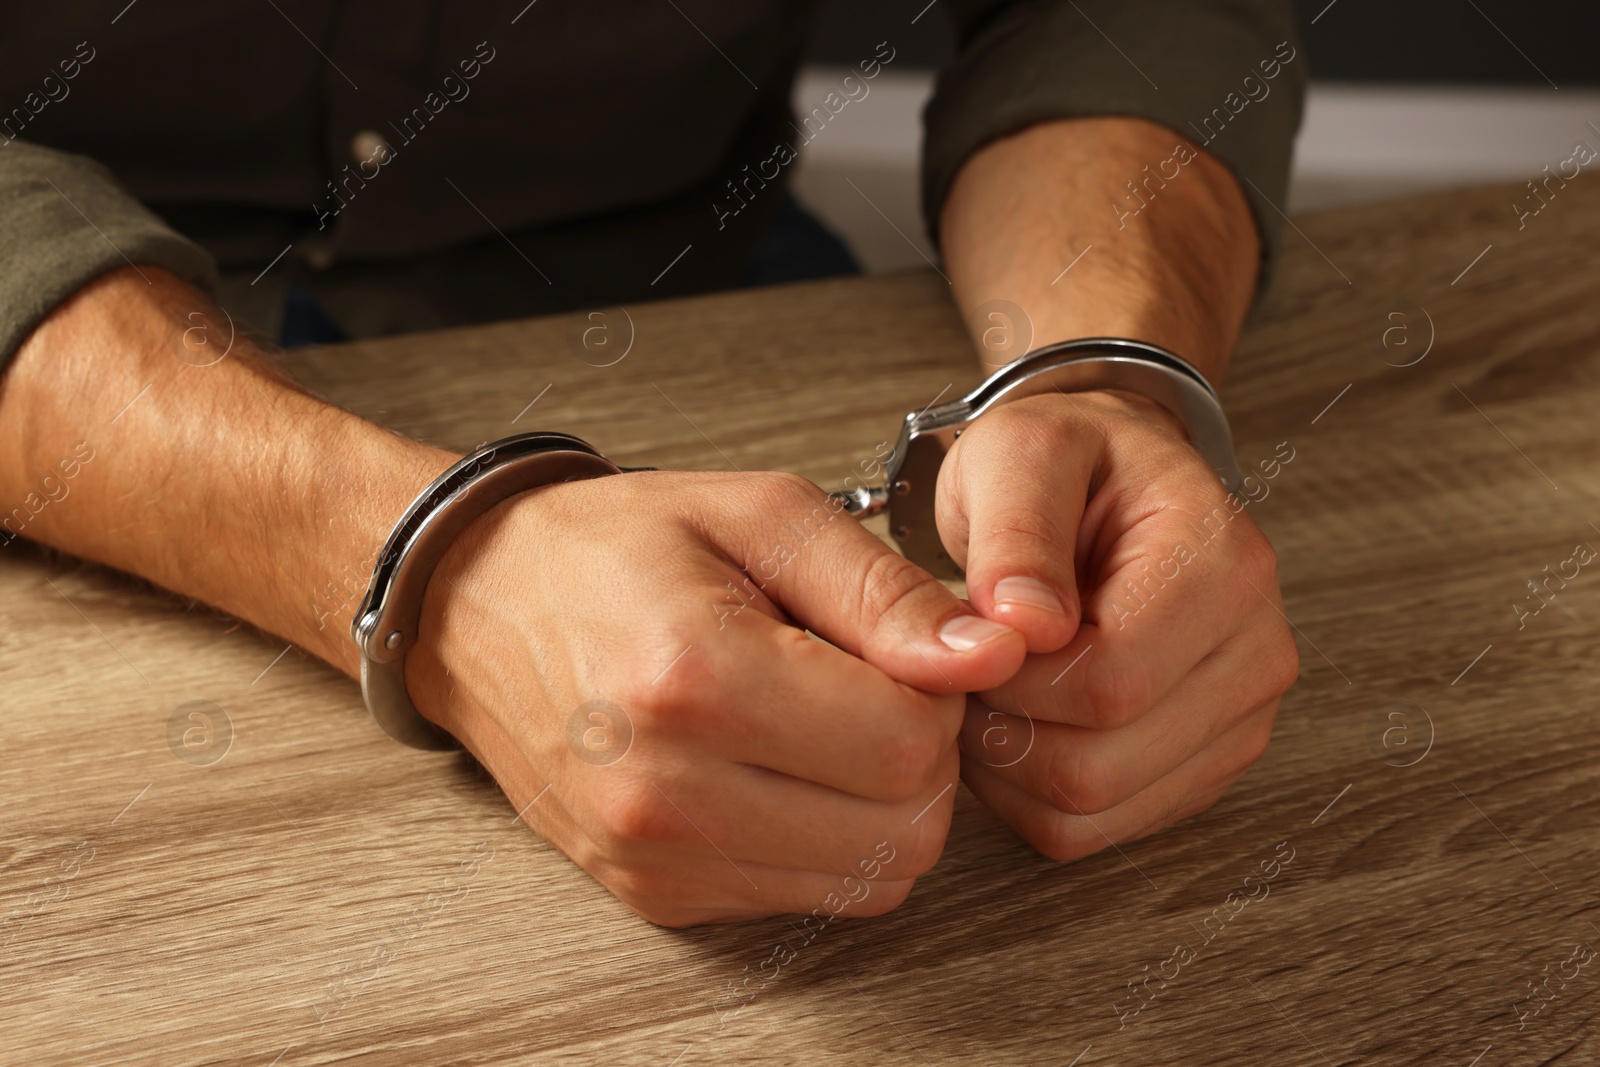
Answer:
[
  {"left": 938, "top": 614, "right": 1014, "bottom": 652},
  {"left": 993, "top": 576, "right": 1066, "bottom": 615}
]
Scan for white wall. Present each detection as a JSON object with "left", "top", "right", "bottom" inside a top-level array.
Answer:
[{"left": 789, "top": 68, "right": 1599, "bottom": 271}]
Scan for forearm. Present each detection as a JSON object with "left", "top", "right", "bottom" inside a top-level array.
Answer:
[
  {"left": 0, "top": 267, "right": 455, "bottom": 677},
  {"left": 939, "top": 116, "right": 1261, "bottom": 385}
]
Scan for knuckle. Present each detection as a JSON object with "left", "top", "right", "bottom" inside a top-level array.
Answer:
[
  {"left": 1048, "top": 745, "right": 1122, "bottom": 817},
  {"left": 876, "top": 728, "right": 946, "bottom": 800},
  {"left": 897, "top": 834, "right": 946, "bottom": 879},
  {"left": 896, "top": 811, "right": 953, "bottom": 877},
  {"left": 754, "top": 470, "right": 825, "bottom": 513},
  {"left": 1081, "top": 656, "right": 1151, "bottom": 729},
  {"left": 1210, "top": 718, "right": 1276, "bottom": 794},
  {"left": 980, "top": 506, "right": 1072, "bottom": 563},
  {"left": 855, "top": 550, "right": 947, "bottom": 633},
  {"left": 1233, "top": 528, "right": 1280, "bottom": 589},
  {"left": 595, "top": 783, "right": 681, "bottom": 846},
  {"left": 617, "top": 642, "right": 710, "bottom": 733},
  {"left": 851, "top": 878, "right": 915, "bottom": 917},
  {"left": 962, "top": 400, "right": 1025, "bottom": 442},
  {"left": 1031, "top": 813, "right": 1102, "bottom": 863},
  {"left": 1215, "top": 755, "right": 1258, "bottom": 797},
  {"left": 1233, "top": 738, "right": 1268, "bottom": 778},
  {"left": 1239, "top": 710, "right": 1279, "bottom": 768},
  {"left": 614, "top": 686, "right": 669, "bottom": 739},
  {"left": 973, "top": 397, "right": 1072, "bottom": 448},
  {"left": 857, "top": 548, "right": 937, "bottom": 616},
  {"left": 1261, "top": 631, "right": 1301, "bottom": 697}
]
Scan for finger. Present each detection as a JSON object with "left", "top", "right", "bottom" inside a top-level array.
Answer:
[
  {"left": 609, "top": 759, "right": 959, "bottom": 879},
  {"left": 935, "top": 396, "right": 1099, "bottom": 654},
  {"left": 473, "top": 713, "right": 933, "bottom": 928},
  {"left": 980, "top": 495, "right": 1283, "bottom": 728},
  {"left": 961, "top": 704, "right": 1276, "bottom": 863},
  {"left": 960, "top": 619, "right": 1296, "bottom": 813},
  {"left": 599, "top": 858, "right": 922, "bottom": 928},
  {"left": 664, "top": 610, "right": 967, "bottom": 803},
  {"left": 704, "top": 471, "right": 1027, "bottom": 694}
]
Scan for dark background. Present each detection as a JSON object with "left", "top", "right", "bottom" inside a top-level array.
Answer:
[{"left": 807, "top": 0, "right": 1596, "bottom": 84}]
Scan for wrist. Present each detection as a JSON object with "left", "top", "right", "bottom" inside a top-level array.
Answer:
[
  {"left": 941, "top": 117, "right": 1253, "bottom": 387},
  {"left": 1024, "top": 382, "right": 1190, "bottom": 444},
  {"left": 1039, "top": 386, "right": 1192, "bottom": 443},
  {"left": 286, "top": 410, "right": 461, "bottom": 676}
]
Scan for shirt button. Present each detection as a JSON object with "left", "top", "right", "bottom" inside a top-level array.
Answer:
[
  {"left": 350, "top": 129, "right": 389, "bottom": 165},
  {"left": 303, "top": 244, "right": 336, "bottom": 271}
]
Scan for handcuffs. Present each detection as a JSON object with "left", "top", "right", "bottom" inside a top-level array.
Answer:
[{"left": 352, "top": 337, "right": 1243, "bottom": 749}]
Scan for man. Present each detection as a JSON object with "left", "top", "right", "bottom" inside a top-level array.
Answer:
[{"left": 0, "top": 2, "right": 1303, "bottom": 926}]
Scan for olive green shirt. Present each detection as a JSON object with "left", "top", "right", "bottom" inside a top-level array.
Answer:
[{"left": 0, "top": 1, "right": 1304, "bottom": 362}]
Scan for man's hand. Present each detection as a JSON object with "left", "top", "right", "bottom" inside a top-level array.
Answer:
[
  {"left": 937, "top": 115, "right": 1297, "bottom": 856},
  {"left": 407, "top": 468, "right": 1027, "bottom": 926},
  {"left": 0, "top": 266, "right": 1028, "bottom": 928},
  {"left": 934, "top": 390, "right": 1298, "bottom": 859}
]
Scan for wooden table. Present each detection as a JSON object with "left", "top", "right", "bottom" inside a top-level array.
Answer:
[{"left": 4, "top": 177, "right": 1599, "bottom": 1066}]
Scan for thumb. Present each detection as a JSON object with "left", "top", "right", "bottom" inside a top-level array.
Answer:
[
  {"left": 712, "top": 472, "right": 1028, "bottom": 693},
  {"left": 936, "top": 398, "right": 1098, "bottom": 654}
]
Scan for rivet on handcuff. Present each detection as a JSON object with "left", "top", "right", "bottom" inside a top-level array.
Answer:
[{"left": 353, "top": 337, "right": 1243, "bottom": 749}]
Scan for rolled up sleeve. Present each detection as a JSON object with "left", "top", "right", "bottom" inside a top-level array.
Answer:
[
  {"left": 924, "top": 0, "right": 1306, "bottom": 295},
  {"left": 0, "top": 140, "right": 216, "bottom": 369}
]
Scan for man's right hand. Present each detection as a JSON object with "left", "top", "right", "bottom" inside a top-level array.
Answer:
[
  {"left": 0, "top": 266, "right": 1027, "bottom": 928},
  {"left": 407, "top": 468, "right": 1027, "bottom": 927}
]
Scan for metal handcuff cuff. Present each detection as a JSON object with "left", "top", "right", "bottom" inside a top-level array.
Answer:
[{"left": 352, "top": 337, "right": 1244, "bottom": 750}]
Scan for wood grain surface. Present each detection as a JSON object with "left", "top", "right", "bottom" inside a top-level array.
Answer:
[{"left": 4, "top": 178, "right": 1599, "bottom": 1066}]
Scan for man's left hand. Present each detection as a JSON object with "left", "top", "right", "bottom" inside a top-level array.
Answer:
[{"left": 935, "top": 389, "right": 1300, "bottom": 860}]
